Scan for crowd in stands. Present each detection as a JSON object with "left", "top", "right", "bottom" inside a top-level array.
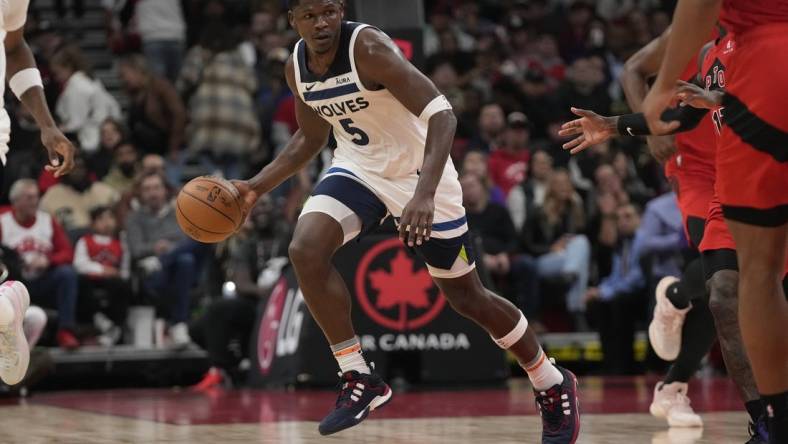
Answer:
[{"left": 0, "top": 0, "right": 692, "bottom": 380}]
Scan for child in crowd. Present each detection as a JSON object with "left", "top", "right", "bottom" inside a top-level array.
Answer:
[{"left": 73, "top": 206, "right": 130, "bottom": 346}]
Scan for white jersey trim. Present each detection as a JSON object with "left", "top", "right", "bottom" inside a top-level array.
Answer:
[
  {"left": 348, "top": 24, "right": 371, "bottom": 93},
  {"left": 291, "top": 39, "right": 304, "bottom": 101}
]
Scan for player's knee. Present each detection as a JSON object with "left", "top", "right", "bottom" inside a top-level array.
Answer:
[
  {"left": 708, "top": 270, "right": 738, "bottom": 321},
  {"left": 288, "top": 237, "right": 325, "bottom": 269},
  {"left": 443, "top": 284, "right": 487, "bottom": 319}
]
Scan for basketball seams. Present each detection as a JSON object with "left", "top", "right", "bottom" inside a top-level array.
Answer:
[
  {"left": 180, "top": 189, "right": 239, "bottom": 228},
  {"left": 193, "top": 177, "right": 243, "bottom": 220},
  {"left": 176, "top": 203, "right": 232, "bottom": 236}
]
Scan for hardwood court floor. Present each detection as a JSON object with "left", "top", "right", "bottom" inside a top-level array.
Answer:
[{"left": 0, "top": 376, "right": 752, "bottom": 444}]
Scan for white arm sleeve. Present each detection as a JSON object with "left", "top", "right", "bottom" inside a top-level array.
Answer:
[
  {"left": 418, "top": 95, "right": 452, "bottom": 123},
  {"left": 4, "top": 0, "right": 30, "bottom": 31},
  {"left": 73, "top": 238, "right": 106, "bottom": 275}
]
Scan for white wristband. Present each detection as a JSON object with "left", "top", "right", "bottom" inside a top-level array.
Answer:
[
  {"left": 9, "top": 68, "right": 43, "bottom": 99},
  {"left": 419, "top": 95, "right": 452, "bottom": 122}
]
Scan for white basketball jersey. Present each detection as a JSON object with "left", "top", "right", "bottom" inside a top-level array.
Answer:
[
  {"left": 292, "top": 22, "right": 435, "bottom": 178},
  {"left": 0, "top": 210, "right": 54, "bottom": 262},
  {"left": 0, "top": 0, "right": 32, "bottom": 165}
]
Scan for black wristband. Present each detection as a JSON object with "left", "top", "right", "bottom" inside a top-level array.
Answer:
[{"left": 617, "top": 113, "right": 650, "bottom": 136}]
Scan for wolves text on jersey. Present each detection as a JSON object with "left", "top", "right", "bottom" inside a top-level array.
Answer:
[{"left": 312, "top": 97, "right": 371, "bottom": 119}]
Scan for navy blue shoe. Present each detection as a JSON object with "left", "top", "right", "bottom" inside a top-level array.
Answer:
[
  {"left": 746, "top": 415, "right": 769, "bottom": 444},
  {"left": 318, "top": 370, "right": 392, "bottom": 436},
  {"left": 533, "top": 365, "right": 580, "bottom": 444}
]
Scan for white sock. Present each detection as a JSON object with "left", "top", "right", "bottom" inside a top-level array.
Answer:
[
  {"left": 331, "top": 336, "right": 370, "bottom": 375},
  {"left": 523, "top": 348, "right": 564, "bottom": 391}
]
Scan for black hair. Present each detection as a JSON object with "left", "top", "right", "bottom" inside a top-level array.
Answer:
[
  {"left": 288, "top": 0, "right": 341, "bottom": 10},
  {"left": 90, "top": 205, "right": 113, "bottom": 223}
]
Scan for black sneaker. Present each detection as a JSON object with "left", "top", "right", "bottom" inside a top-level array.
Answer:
[
  {"left": 318, "top": 370, "right": 392, "bottom": 436},
  {"left": 746, "top": 415, "right": 769, "bottom": 444},
  {"left": 533, "top": 365, "right": 581, "bottom": 444}
]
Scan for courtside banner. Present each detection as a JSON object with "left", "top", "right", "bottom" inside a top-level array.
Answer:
[{"left": 250, "top": 234, "right": 506, "bottom": 387}]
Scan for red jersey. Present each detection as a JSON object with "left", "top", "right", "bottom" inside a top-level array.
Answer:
[
  {"left": 701, "top": 33, "right": 735, "bottom": 136},
  {"left": 720, "top": 0, "right": 788, "bottom": 34},
  {"left": 667, "top": 55, "right": 717, "bottom": 179},
  {"left": 83, "top": 234, "right": 123, "bottom": 269},
  {"left": 488, "top": 148, "right": 530, "bottom": 197}
]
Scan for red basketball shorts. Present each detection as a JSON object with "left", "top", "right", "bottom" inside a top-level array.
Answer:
[{"left": 718, "top": 24, "right": 788, "bottom": 227}]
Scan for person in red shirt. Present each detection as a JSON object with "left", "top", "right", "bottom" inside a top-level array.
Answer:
[
  {"left": 73, "top": 206, "right": 131, "bottom": 346},
  {"left": 642, "top": 3, "right": 788, "bottom": 442},
  {"left": 0, "top": 179, "right": 79, "bottom": 349},
  {"left": 487, "top": 112, "right": 532, "bottom": 197}
]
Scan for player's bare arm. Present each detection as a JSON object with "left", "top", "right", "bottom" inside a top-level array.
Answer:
[
  {"left": 354, "top": 28, "right": 457, "bottom": 247},
  {"left": 643, "top": 0, "right": 721, "bottom": 135},
  {"left": 559, "top": 96, "right": 711, "bottom": 154},
  {"left": 4, "top": 28, "right": 74, "bottom": 177},
  {"left": 620, "top": 27, "right": 670, "bottom": 113},
  {"left": 619, "top": 27, "right": 678, "bottom": 162},
  {"left": 233, "top": 56, "right": 332, "bottom": 216}
]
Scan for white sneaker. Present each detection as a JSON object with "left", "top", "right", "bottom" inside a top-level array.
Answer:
[
  {"left": 23, "top": 306, "right": 47, "bottom": 348},
  {"left": 170, "top": 322, "right": 191, "bottom": 348},
  {"left": 649, "top": 276, "right": 690, "bottom": 361},
  {"left": 0, "top": 281, "right": 31, "bottom": 385},
  {"left": 649, "top": 382, "right": 703, "bottom": 427}
]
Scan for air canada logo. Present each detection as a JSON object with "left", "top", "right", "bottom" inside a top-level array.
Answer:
[{"left": 355, "top": 238, "right": 446, "bottom": 331}]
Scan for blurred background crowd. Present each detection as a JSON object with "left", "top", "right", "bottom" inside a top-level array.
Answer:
[{"left": 2, "top": 0, "right": 695, "bottom": 388}]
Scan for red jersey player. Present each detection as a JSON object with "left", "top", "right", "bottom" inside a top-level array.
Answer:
[
  {"left": 642, "top": 2, "right": 788, "bottom": 443},
  {"left": 560, "top": 29, "right": 769, "bottom": 441}
]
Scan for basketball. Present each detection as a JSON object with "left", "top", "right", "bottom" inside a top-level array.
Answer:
[{"left": 175, "top": 176, "right": 243, "bottom": 243}]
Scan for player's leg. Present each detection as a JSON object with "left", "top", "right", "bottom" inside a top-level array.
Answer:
[
  {"left": 649, "top": 213, "right": 713, "bottom": 427},
  {"left": 727, "top": 221, "right": 788, "bottom": 428},
  {"left": 433, "top": 267, "right": 580, "bottom": 443},
  {"left": 289, "top": 214, "right": 356, "bottom": 345},
  {"left": 291, "top": 171, "right": 392, "bottom": 436},
  {"left": 718, "top": 29, "right": 788, "bottom": 443},
  {"left": 706, "top": 267, "right": 768, "bottom": 442}
]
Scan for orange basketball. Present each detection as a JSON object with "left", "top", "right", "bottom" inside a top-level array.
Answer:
[{"left": 176, "top": 176, "right": 243, "bottom": 243}]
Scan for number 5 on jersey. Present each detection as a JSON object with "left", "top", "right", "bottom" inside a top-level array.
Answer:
[{"left": 340, "top": 118, "right": 370, "bottom": 146}]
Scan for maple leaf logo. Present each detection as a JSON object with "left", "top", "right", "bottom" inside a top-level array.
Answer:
[
  {"left": 355, "top": 238, "right": 447, "bottom": 331},
  {"left": 369, "top": 250, "right": 433, "bottom": 310}
]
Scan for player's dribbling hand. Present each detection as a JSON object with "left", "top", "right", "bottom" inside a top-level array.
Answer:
[
  {"left": 40, "top": 127, "right": 75, "bottom": 178},
  {"left": 642, "top": 86, "right": 682, "bottom": 136},
  {"left": 399, "top": 194, "right": 434, "bottom": 247},
  {"left": 558, "top": 107, "right": 617, "bottom": 154},
  {"left": 230, "top": 180, "right": 259, "bottom": 228}
]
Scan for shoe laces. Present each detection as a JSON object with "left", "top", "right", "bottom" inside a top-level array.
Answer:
[
  {"left": 670, "top": 389, "right": 695, "bottom": 414},
  {"left": 334, "top": 371, "right": 367, "bottom": 408},
  {"left": 534, "top": 386, "right": 565, "bottom": 423},
  {"left": 0, "top": 325, "right": 18, "bottom": 372}
]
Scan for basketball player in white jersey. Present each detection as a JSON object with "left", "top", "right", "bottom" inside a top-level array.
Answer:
[
  {"left": 231, "top": 1, "right": 580, "bottom": 441},
  {"left": 0, "top": 0, "right": 76, "bottom": 387}
]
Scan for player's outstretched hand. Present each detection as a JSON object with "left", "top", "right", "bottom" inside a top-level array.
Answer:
[
  {"left": 230, "top": 180, "right": 259, "bottom": 229},
  {"left": 643, "top": 86, "right": 681, "bottom": 136},
  {"left": 40, "top": 127, "right": 75, "bottom": 178},
  {"left": 675, "top": 80, "right": 723, "bottom": 110},
  {"left": 558, "top": 107, "right": 617, "bottom": 154},
  {"left": 399, "top": 194, "right": 435, "bottom": 247}
]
